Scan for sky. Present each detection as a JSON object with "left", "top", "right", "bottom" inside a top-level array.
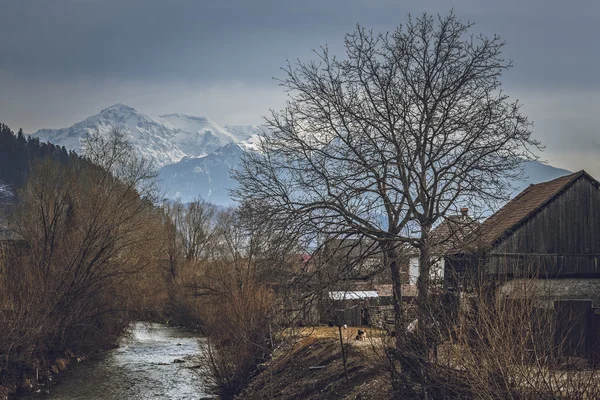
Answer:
[{"left": 0, "top": 0, "right": 599, "bottom": 175}]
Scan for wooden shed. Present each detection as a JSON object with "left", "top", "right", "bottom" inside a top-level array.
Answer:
[
  {"left": 320, "top": 284, "right": 397, "bottom": 326},
  {"left": 447, "top": 170, "right": 600, "bottom": 288},
  {"left": 444, "top": 171, "right": 600, "bottom": 361},
  {"left": 322, "top": 290, "right": 380, "bottom": 327}
]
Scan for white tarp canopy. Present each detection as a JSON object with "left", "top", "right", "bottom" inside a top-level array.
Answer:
[{"left": 328, "top": 291, "right": 379, "bottom": 301}]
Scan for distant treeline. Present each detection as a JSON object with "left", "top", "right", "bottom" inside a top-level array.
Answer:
[{"left": 0, "top": 123, "right": 89, "bottom": 189}]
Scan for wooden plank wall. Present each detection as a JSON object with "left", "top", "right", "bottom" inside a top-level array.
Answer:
[{"left": 489, "top": 177, "right": 600, "bottom": 277}]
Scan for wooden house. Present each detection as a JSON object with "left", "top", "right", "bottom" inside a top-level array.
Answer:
[
  {"left": 320, "top": 212, "right": 478, "bottom": 289},
  {"left": 445, "top": 171, "right": 600, "bottom": 360},
  {"left": 404, "top": 208, "right": 478, "bottom": 285},
  {"left": 446, "top": 170, "right": 600, "bottom": 295}
]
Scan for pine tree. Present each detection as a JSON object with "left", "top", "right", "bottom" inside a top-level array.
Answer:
[{"left": 0, "top": 123, "right": 90, "bottom": 190}]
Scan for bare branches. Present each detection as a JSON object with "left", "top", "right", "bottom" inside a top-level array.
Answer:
[
  {"left": 236, "top": 12, "right": 538, "bottom": 237},
  {"left": 164, "top": 199, "right": 216, "bottom": 263},
  {"left": 234, "top": 12, "right": 541, "bottom": 352},
  {"left": 84, "top": 126, "right": 159, "bottom": 202}
]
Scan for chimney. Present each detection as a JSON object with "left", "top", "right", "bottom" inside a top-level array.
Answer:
[{"left": 460, "top": 207, "right": 469, "bottom": 217}]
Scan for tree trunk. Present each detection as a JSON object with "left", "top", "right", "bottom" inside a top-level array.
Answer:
[
  {"left": 415, "top": 233, "right": 434, "bottom": 395},
  {"left": 383, "top": 240, "right": 403, "bottom": 349},
  {"left": 417, "top": 223, "right": 433, "bottom": 332},
  {"left": 417, "top": 243, "right": 432, "bottom": 327}
]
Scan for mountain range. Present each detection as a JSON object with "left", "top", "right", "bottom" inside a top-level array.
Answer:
[
  {"left": 33, "top": 104, "right": 264, "bottom": 168},
  {"left": 30, "top": 104, "right": 571, "bottom": 205},
  {"left": 31, "top": 104, "right": 265, "bottom": 203}
]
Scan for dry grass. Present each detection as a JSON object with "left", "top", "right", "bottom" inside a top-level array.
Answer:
[
  {"left": 283, "top": 295, "right": 600, "bottom": 399},
  {"left": 237, "top": 333, "right": 392, "bottom": 400},
  {"left": 285, "top": 326, "right": 384, "bottom": 341}
]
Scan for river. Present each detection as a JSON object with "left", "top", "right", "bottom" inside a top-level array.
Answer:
[{"left": 28, "top": 322, "right": 211, "bottom": 399}]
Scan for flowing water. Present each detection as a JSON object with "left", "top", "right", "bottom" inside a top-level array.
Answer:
[{"left": 35, "top": 322, "right": 211, "bottom": 399}]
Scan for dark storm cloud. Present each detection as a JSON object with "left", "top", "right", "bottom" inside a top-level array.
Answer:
[
  {"left": 2, "top": 0, "right": 598, "bottom": 86},
  {"left": 0, "top": 0, "right": 345, "bottom": 82}
]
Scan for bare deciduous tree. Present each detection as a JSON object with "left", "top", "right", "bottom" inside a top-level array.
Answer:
[
  {"left": 85, "top": 126, "right": 158, "bottom": 201},
  {"left": 8, "top": 128, "right": 164, "bottom": 353},
  {"left": 234, "top": 12, "right": 540, "bottom": 343},
  {"left": 164, "top": 199, "right": 216, "bottom": 263}
]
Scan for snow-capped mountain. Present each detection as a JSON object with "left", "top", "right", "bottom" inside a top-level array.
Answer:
[
  {"left": 29, "top": 104, "right": 571, "bottom": 206},
  {"left": 514, "top": 161, "right": 571, "bottom": 194},
  {"left": 31, "top": 104, "right": 265, "bottom": 168},
  {"left": 156, "top": 156, "right": 571, "bottom": 206},
  {"left": 158, "top": 143, "right": 244, "bottom": 205}
]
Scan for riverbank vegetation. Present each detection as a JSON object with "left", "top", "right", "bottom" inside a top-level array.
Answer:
[
  {"left": 0, "top": 123, "right": 299, "bottom": 398},
  {"left": 0, "top": 127, "right": 169, "bottom": 396},
  {"left": 161, "top": 200, "right": 305, "bottom": 398}
]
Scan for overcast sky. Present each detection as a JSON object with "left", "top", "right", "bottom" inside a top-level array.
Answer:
[{"left": 1, "top": 0, "right": 599, "bottom": 174}]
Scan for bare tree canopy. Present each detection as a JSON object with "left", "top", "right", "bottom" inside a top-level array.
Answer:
[
  {"left": 234, "top": 12, "right": 541, "bottom": 337},
  {"left": 85, "top": 126, "right": 158, "bottom": 201},
  {"left": 235, "top": 12, "right": 539, "bottom": 236}
]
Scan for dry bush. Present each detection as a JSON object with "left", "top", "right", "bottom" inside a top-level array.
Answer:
[
  {"left": 0, "top": 247, "right": 55, "bottom": 389},
  {"left": 158, "top": 198, "right": 306, "bottom": 398},
  {"left": 199, "top": 265, "right": 276, "bottom": 399},
  {"left": 10, "top": 159, "right": 160, "bottom": 350},
  {"left": 189, "top": 207, "right": 299, "bottom": 399},
  {"left": 163, "top": 260, "right": 208, "bottom": 326},
  {"left": 372, "top": 277, "right": 600, "bottom": 399},
  {"left": 159, "top": 199, "right": 216, "bottom": 326},
  {"left": 0, "top": 136, "right": 168, "bottom": 391},
  {"left": 441, "top": 283, "right": 600, "bottom": 399}
]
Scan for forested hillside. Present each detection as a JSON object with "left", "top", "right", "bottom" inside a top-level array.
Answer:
[{"left": 0, "top": 123, "right": 85, "bottom": 190}]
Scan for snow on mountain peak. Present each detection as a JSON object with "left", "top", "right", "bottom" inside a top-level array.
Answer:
[
  {"left": 30, "top": 105, "right": 265, "bottom": 168},
  {"left": 27, "top": 104, "right": 570, "bottom": 206},
  {"left": 158, "top": 113, "right": 208, "bottom": 122}
]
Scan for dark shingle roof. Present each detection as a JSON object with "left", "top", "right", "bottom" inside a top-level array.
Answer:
[
  {"left": 430, "top": 214, "right": 479, "bottom": 253},
  {"left": 477, "top": 170, "right": 595, "bottom": 247}
]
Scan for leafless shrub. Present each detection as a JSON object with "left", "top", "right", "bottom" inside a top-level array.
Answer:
[
  {"left": 369, "top": 271, "right": 600, "bottom": 399},
  {"left": 198, "top": 268, "right": 276, "bottom": 399},
  {"left": 171, "top": 206, "right": 303, "bottom": 399},
  {"left": 441, "top": 277, "right": 600, "bottom": 399}
]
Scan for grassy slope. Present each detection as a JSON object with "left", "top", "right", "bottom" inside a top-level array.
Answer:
[{"left": 238, "top": 327, "right": 392, "bottom": 400}]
